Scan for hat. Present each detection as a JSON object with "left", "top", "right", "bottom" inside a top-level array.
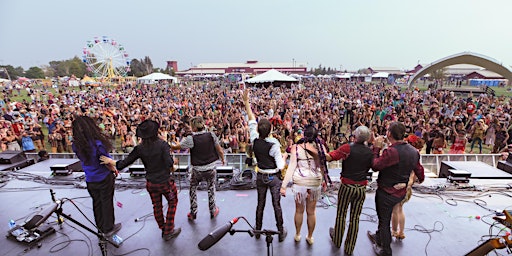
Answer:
[
  {"left": 136, "top": 120, "right": 159, "bottom": 138},
  {"left": 478, "top": 119, "right": 485, "bottom": 123}
]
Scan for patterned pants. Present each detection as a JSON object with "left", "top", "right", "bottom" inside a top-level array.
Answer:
[
  {"left": 255, "top": 173, "right": 284, "bottom": 232},
  {"left": 332, "top": 183, "right": 366, "bottom": 254},
  {"left": 146, "top": 180, "right": 178, "bottom": 236},
  {"left": 189, "top": 169, "right": 217, "bottom": 216}
]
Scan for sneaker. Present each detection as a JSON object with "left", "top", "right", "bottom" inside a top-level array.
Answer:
[
  {"left": 105, "top": 223, "right": 122, "bottom": 237},
  {"left": 294, "top": 234, "right": 301, "bottom": 242},
  {"left": 163, "top": 227, "right": 181, "bottom": 241},
  {"left": 187, "top": 212, "right": 196, "bottom": 221},
  {"left": 278, "top": 228, "right": 287, "bottom": 242},
  {"left": 210, "top": 207, "right": 219, "bottom": 219},
  {"left": 305, "top": 236, "right": 314, "bottom": 245}
]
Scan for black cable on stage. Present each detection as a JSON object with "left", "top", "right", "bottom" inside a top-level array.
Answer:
[{"left": 112, "top": 248, "right": 151, "bottom": 256}]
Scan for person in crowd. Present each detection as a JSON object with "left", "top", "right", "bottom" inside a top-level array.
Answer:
[
  {"left": 493, "top": 124, "right": 509, "bottom": 153},
  {"left": 37, "top": 150, "right": 50, "bottom": 162},
  {"left": 431, "top": 132, "right": 447, "bottom": 154},
  {"left": 72, "top": 116, "right": 122, "bottom": 239},
  {"left": 449, "top": 126, "right": 467, "bottom": 154},
  {"left": 323, "top": 126, "right": 373, "bottom": 254},
  {"left": 4, "top": 130, "right": 20, "bottom": 151},
  {"left": 280, "top": 125, "right": 327, "bottom": 245},
  {"left": 243, "top": 89, "right": 288, "bottom": 242},
  {"left": 171, "top": 116, "right": 224, "bottom": 220},
  {"left": 391, "top": 134, "right": 425, "bottom": 240},
  {"left": 469, "top": 119, "right": 487, "bottom": 154},
  {"left": 368, "top": 121, "right": 425, "bottom": 256},
  {"left": 100, "top": 119, "right": 180, "bottom": 240},
  {"left": 21, "top": 130, "right": 36, "bottom": 153}
]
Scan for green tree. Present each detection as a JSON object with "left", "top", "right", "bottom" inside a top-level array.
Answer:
[
  {"left": 429, "top": 68, "right": 447, "bottom": 85},
  {"left": 25, "top": 66, "right": 45, "bottom": 79},
  {"left": 129, "top": 58, "right": 145, "bottom": 77},
  {"left": 143, "top": 56, "right": 153, "bottom": 75}
]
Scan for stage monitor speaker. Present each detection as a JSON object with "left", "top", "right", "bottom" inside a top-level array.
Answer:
[
  {"left": 129, "top": 165, "right": 146, "bottom": 177},
  {"left": 0, "top": 151, "right": 27, "bottom": 164},
  {"left": 447, "top": 169, "right": 471, "bottom": 183},
  {"left": 50, "top": 161, "right": 82, "bottom": 176},
  {"left": 216, "top": 166, "right": 234, "bottom": 177},
  {"left": 175, "top": 165, "right": 189, "bottom": 175}
]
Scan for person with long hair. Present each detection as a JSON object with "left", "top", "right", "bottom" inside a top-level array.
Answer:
[
  {"left": 280, "top": 125, "right": 327, "bottom": 245},
  {"left": 71, "top": 116, "right": 121, "bottom": 239},
  {"left": 100, "top": 120, "right": 181, "bottom": 240}
]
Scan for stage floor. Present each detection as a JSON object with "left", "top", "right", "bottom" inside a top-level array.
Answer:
[{"left": 0, "top": 174, "right": 511, "bottom": 256}]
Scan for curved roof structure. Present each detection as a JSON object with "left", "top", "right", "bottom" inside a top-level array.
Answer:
[{"left": 407, "top": 52, "right": 512, "bottom": 87}]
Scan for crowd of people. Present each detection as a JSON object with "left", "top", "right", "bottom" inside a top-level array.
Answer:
[
  {"left": 0, "top": 79, "right": 511, "bottom": 157},
  {"left": 1, "top": 79, "right": 511, "bottom": 255}
]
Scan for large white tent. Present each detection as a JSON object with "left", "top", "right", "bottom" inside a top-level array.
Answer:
[
  {"left": 137, "top": 73, "right": 177, "bottom": 84},
  {"left": 245, "top": 69, "right": 298, "bottom": 83}
]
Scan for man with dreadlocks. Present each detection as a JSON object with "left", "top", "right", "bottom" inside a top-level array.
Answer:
[
  {"left": 280, "top": 125, "right": 328, "bottom": 245},
  {"left": 243, "top": 89, "right": 288, "bottom": 242}
]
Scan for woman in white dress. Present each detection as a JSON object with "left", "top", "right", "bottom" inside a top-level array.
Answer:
[{"left": 280, "top": 125, "right": 327, "bottom": 245}]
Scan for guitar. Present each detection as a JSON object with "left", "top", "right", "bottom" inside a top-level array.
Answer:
[{"left": 466, "top": 210, "right": 512, "bottom": 256}]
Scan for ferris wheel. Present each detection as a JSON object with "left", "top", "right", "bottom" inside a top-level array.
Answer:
[{"left": 82, "top": 36, "right": 131, "bottom": 78}]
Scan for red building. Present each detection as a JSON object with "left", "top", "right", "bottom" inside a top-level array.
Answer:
[{"left": 175, "top": 60, "right": 307, "bottom": 76}]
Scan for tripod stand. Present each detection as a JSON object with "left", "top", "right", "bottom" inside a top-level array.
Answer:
[
  {"left": 250, "top": 229, "right": 281, "bottom": 256},
  {"left": 11, "top": 189, "right": 122, "bottom": 256}
]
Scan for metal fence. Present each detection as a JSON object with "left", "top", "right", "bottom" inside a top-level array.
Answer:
[{"left": 25, "top": 152, "right": 503, "bottom": 177}]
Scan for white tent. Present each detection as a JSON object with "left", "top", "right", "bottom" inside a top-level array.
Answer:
[
  {"left": 372, "top": 72, "right": 390, "bottom": 78},
  {"left": 245, "top": 69, "right": 298, "bottom": 83},
  {"left": 0, "top": 78, "right": 10, "bottom": 83},
  {"left": 137, "top": 73, "right": 177, "bottom": 84}
]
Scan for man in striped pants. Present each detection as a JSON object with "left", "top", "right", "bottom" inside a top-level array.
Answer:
[{"left": 326, "top": 126, "right": 374, "bottom": 255}]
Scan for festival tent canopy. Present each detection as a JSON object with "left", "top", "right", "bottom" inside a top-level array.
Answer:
[
  {"left": 0, "top": 78, "right": 10, "bottom": 83},
  {"left": 245, "top": 69, "right": 298, "bottom": 83},
  {"left": 137, "top": 73, "right": 177, "bottom": 84},
  {"left": 372, "top": 72, "right": 390, "bottom": 78}
]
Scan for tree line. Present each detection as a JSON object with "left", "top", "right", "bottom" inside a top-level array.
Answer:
[{"left": 0, "top": 56, "right": 167, "bottom": 80}]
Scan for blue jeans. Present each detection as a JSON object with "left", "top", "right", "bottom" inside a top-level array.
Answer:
[{"left": 470, "top": 137, "right": 482, "bottom": 153}]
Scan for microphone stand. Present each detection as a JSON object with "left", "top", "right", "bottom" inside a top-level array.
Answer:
[
  {"left": 49, "top": 189, "right": 122, "bottom": 256},
  {"left": 249, "top": 229, "right": 281, "bottom": 256}
]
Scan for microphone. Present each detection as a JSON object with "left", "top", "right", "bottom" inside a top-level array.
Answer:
[{"left": 198, "top": 217, "right": 239, "bottom": 251}]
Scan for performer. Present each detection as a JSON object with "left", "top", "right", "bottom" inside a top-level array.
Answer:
[
  {"left": 100, "top": 120, "right": 181, "bottom": 240},
  {"left": 391, "top": 134, "right": 425, "bottom": 240},
  {"left": 280, "top": 125, "right": 327, "bottom": 245},
  {"left": 172, "top": 116, "right": 224, "bottom": 220},
  {"left": 71, "top": 116, "right": 121, "bottom": 238},
  {"left": 324, "top": 126, "right": 373, "bottom": 254},
  {"left": 243, "top": 89, "right": 288, "bottom": 242},
  {"left": 368, "top": 121, "right": 425, "bottom": 256}
]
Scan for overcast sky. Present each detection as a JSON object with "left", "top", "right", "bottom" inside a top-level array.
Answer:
[{"left": 1, "top": 0, "right": 511, "bottom": 72}]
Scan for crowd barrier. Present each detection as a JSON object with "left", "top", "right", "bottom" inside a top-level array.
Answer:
[{"left": 24, "top": 152, "right": 503, "bottom": 177}]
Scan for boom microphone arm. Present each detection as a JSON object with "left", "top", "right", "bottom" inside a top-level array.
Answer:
[{"left": 198, "top": 217, "right": 239, "bottom": 251}]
